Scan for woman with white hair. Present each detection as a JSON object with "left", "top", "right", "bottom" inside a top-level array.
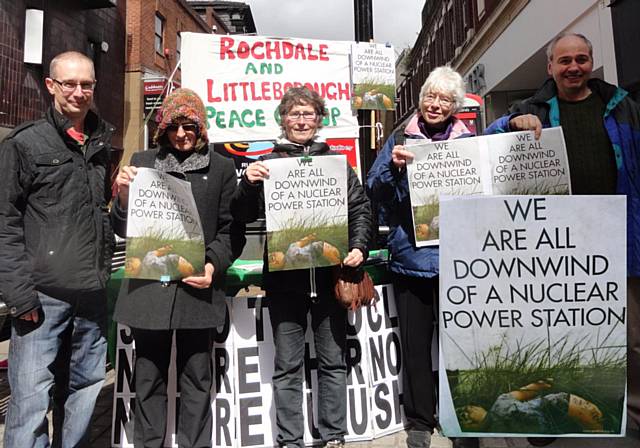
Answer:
[{"left": 366, "top": 66, "right": 477, "bottom": 448}]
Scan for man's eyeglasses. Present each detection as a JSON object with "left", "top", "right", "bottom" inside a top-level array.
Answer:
[
  {"left": 423, "top": 93, "right": 454, "bottom": 108},
  {"left": 286, "top": 112, "right": 317, "bottom": 121},
  {"left": 166, "top": 123, "right": 198, "bottom": 133},
  {"left": 52, "top": 79, "right": 96, "bottom": 93}
]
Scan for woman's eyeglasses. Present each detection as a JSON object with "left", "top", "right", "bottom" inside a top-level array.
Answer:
[
  {"left": 286, "top": 112, "right": 317, "bottom": 121},
  {"left": 423, "top": 93, "right": 454, "bottom": 108},
  {"left": 166, "top": 123, "right": 198, "bottom": 133}
]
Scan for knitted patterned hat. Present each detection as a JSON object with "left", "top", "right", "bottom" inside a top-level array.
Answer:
[{"left": 154, "top": 88, "right": 209, "bottom": 148}]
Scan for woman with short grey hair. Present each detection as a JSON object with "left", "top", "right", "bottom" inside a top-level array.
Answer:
[{"left": 367, "top": 66, "right": 477, "bottom": 448}]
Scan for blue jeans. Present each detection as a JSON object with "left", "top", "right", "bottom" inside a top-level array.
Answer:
[
  {"left": 4, "top": 290, "right": 107, "bottom": 448},
  {"left": 268, "top": 292, "right": 347, "bottom": 447}
]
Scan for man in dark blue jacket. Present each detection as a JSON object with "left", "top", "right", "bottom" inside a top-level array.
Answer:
[
  {"left": 486, "top": 33, "right": 640, "bottom": 443},
  {"left": 0, "top": 51, "right": 114, "bottom": 447}
]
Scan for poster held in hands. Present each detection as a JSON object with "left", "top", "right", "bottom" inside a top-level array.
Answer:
[
  {"left": 263, "top": 155, "right": 348, "bottom": 271},
  {"left": 124, "top": 167, "right": 205, "bottom": 281}
]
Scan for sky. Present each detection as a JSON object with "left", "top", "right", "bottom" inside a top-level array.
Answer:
[{"left": 240, "top": 0, "right": 423, "bottom": 56}]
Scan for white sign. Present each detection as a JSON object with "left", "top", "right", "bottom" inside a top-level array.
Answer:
[
  {"left": 112, "top": 287, "right": 405, "bottom": 447},
  {"left": 181, "top": 33, "right": 359, "bottom": 142},
  {"left": 438, "top": 195, "right": 627, "bottom": 438},
  {"left": 124, "top": 168, "right": 204, "bottom": 280},
  {"left": 407, "top": 127, "right": 570, "bottom": 247},
  {"left": 263, "top": 155, "right": 349, "bottom": 271},
  {"left": 351, "top": 43, "right": 396, "bottom": 110}
]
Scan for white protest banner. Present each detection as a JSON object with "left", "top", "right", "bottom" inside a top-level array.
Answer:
[
  {"left": 263, "top": 155, "right": 348, "bottom": 271},
  {"left": 180, "top": 33, "right": 359, "bottom": 142},
  {"left": 351, "top": 42, "right": 395, "bottom": 110},
  {"left": 407, "top": 127, "right": 570, "bottom": 247},
  {"left": 112, "top": 292, "right": 403, "bottom": 447},
  {"left": 438, "top": 195, "right": 627, "bottom": 438},
  {"left": 124, "top": 167, "right": 205, "bottom": 281}
]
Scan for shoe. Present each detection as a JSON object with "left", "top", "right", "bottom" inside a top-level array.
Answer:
[
  {"left": 452, "top": 438, "right": 480, "bottom": 448},
  {"left": 406, "top": 429, "right": 431, "bottom": 448},
  {"left": 324, "top": 439, "right": 344, "bottom": 448},
  {"left": 527, "top": 437, "right": 556, "bottom": 447}
]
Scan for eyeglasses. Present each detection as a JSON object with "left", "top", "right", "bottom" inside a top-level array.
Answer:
[
  {"left": 52, "top": 79, "right": 96, "bottom": 93},
  {"left": 423, "top": 93, "right": 454, "bottom": 108},
  {"left": 286, "top": 112, "right": 317, "bottom": 121},
  {"left": 166, "top": 123, "right": 198, "bottom": 133}
]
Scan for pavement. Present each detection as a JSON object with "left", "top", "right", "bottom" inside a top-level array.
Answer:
[{"left": 0, "top": 358, "right": 637, "bottom": 447}]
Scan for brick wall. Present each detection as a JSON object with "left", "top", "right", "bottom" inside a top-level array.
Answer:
[{"left": 0, "top": 0, "right": 125, "bottom": 148}]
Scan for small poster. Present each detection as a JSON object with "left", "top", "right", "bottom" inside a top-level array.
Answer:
[
  {"left": 438, "top": 195, "right": 627, "bottom": 438},
  {"left": 263, "top": 155, "right": 348, "bottom": 271},
  {"left": 351, "top": 42, "right": 396, "bottom": 110},
  {"left": 406, "top": 127, "right": 570, "bottom": 247},
  {"left": 124, "top": 167, "right": 205, "bottom": 280}
]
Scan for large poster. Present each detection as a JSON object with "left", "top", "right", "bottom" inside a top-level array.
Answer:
[
  {"left": 407, "top": 127, "right": 570, "bottom": 247},
  {"left": 112, "top": 286, "right": 405, "bottom": 447},
  {"left": 180, "top": 33, "right": 359, "bottom": 142},
  {"left": 438, "top": 195, "right": 627, "bottom": 438},
  {"left": 263, "top": 155, "right": 349, "bottom": 271},
  {"left": 350, "top": 42, "right": 396, "bottom": 110},
  {"left": 124, "top": 168, "right": 205, "bottom": 280}
]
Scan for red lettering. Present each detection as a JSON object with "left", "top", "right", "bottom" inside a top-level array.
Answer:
[
  {"left": 252, "top": 41, "right": 264, "bottom": 59},
  {"left": 237, "top": 41, "right": 250, "bottom": 59},
  {"left": 265, "top": 41, "right": 281, "bottom": 59},
  {"left": 325, "top": 82, "right": 337, "bottom": 100},
  {"left": 227, "top": 82, "right": 238, "bottom": 101},
  {"left": 240, "top": 82, "right": 251, "bottom": 101},
  {"left": 272, "top": 82, "right": 283, "bottom": 100},
  {"left": 294, "top": 43, "right": 306, "bottom": 60},
  {"left": 220, "top": 37, "right": 235, "bottom": 60},
  {"left": 306, "top": 44, "right": 318, "bottom": 61},
  {"left": 282, "top": 42, "right": 294, "bottom": 59},
  {"left": 260, "top": 82, "right": 271, "bottom": 101},
  {"left": 337, "top": 82, "right": 351, "bottom": 100},
  {"left": 319, "top": 44, "right": 329, "bottom": 61},
  {"left": 207, "top": 79, "right": 222, "bottom": 102}
]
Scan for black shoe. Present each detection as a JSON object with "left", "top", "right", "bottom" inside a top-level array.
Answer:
[
  {"left": 452, "top": 438, "right": 480, "bottom": 448},
  {"left": 527, "top": 437, "right": 556, "bottom": 447}
]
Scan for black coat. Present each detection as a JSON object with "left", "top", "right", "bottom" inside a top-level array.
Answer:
[
  {"left": 112, "top": 148, "right": 240, "bottom": 329},
  {"left": 231, "top": 140, "right": 372, "bottom": 294},
  {"left": 0, "top": 108, "right": 115, "bottom": 317}
]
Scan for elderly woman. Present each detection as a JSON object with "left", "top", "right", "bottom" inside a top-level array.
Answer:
[
  {"left": 232, "top": 86, "right": 372, "bottom": 448},
  {"left": 112, "top": 88, "right": 240, "bottom": 447},
  {"left": 367, "top": 66, "right": 476, "bottom": 448}
]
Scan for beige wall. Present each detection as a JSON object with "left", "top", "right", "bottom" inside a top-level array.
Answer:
[{"left": 122, "top": 71, "right": 144, "bottom": 166}]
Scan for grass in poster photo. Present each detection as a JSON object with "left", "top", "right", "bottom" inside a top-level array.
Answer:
[
  {"left": 412, "top": 193, "right": 439, "bottom": 242},
  {"left": 125, "top": 230, "right": 205, "bottom": 280},
  {"left": 352, "top": 80, "right": 395, "bottom": 110},
  {"left": 266, "top": 221, "right": 348, "bottom": 271},
  {"left": 493, "top": 178, "right": 570, "bottom": 195},
  {"left": 445, "top": 333, "right": 626, "bottom": 435}
]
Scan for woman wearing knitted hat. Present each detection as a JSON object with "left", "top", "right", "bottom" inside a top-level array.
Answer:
[{"left": 112, "top": 88, "right": 242, "bottom": 447}]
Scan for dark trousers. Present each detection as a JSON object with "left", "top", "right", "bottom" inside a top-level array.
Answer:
[
  {"left": 268, "top": 292, "right": 348, "bottom": 447},
  {"left": 393, "top": 273, "right": 438, "bottom": 432},
  {"left": 132, "top": 328, "right": 213, "bottom": 448}
]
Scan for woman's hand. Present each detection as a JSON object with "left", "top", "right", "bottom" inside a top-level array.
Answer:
[
  {"left": 245, "top": 161, "right": 269, "bottom": 184},
  {"left": 182, "top": 262, "right": 215, "bottom": 289},
  {"left": 508, "top": 114, "right": 543, "bottom": 140},
  {"left": 343, "top": 248, "right": 365, "bottom": 268},
  {"left": 391, "top": 145, "right": 415, "bottom": 170},
  {"left": 115, "top": 165, "right": 138, "bottom": 208}
]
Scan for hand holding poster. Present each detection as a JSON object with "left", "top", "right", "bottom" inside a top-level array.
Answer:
[
  {"left": 263, "top": 155, "right": 348, "bottom": 271},
  {"left": 124, "top": 167, "right": 205, "bottom": 280},
  {"left": 351, "top": 43, "right": 396, "bottom": 110},
  {"left": 407, "top": 127, "right": 570, "bottom": 246},
  {"left": 438, "top": 195, "right": 626, "bottom": 437}
]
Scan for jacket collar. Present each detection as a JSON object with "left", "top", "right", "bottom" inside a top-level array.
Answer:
[
  {"left": 404, "top": 112, "right": 471, "bottom": 140},
  {"left": 155, "top": 145, "right": 210, "bottom": 174},
  {"left": 273, "top": 138, "right": 330, "bottom": 156}
]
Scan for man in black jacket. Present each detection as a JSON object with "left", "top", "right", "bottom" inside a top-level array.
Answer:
[{"left": 0, "top": 51, "right": 114, "bottom": 447}]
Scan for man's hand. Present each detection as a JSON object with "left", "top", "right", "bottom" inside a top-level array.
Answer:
[
  {"left": 19, "top": 309, "right": 39, "bottom": 323},
  {"left": 115, "top": 165, "right": 138, "bottom": 208},
  {"left": 182, "top": 262, "right": 214, "bottom": 289},
  {"left": 508, "top": 114, "right": 543, "bottom": 140},
  {"left": 245, "top": 161, "right": 269, "bottom": 184},
  {"left": 391, "top": 145, "right": 415, "bottom": 170},
  {"left": 343, "top": 248, "right": 365, "bottom": 268}
]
